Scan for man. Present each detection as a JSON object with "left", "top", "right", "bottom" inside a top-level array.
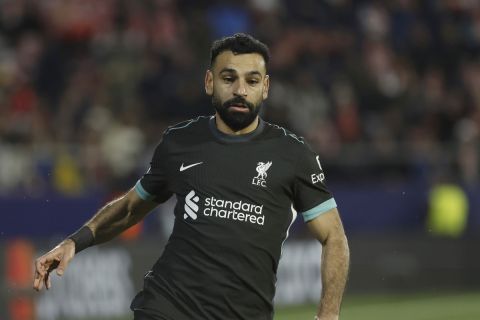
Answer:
[{"left": 34, "top": 33, "right": 350, "bottom": 320}]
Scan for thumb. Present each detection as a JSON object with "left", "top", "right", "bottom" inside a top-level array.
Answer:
[
  {"left": 55, "top": 240, "right": 75, "bottom": 276},
  {"left": 56, "top": 257, "right": 70, "bottom": 276},
  {"left": 56, "top": 253, "right": 73, "bottom": 276}
]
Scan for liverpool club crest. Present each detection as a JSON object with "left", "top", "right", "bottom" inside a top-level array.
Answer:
[{"left": 252, "top": 161, "right": 272, "bottom": 187}]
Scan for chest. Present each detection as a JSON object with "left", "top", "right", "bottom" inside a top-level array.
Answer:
[
  {"left": 166, "top": 142, "right": 294, "bottom": 201},
  {"left": 164, "top": 141, "right": 298, "bottom": 240}
]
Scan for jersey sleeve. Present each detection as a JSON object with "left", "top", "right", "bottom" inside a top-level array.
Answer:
[
  {"left": 293, "top": 143, "right": 337, "bottom": 222},
  {"left": 135, "top": 137, "right": 173, "bottom": 203}
]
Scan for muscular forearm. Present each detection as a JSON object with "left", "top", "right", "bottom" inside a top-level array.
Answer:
[
  {"left": 84, "top": 193, "right": 146, "bottom": 244},
  {"left": 317, "top": 234, "right": 350, "bottom": 319},
  {"left": 34, "top": 189, "right": 154, "bottom": 292}
]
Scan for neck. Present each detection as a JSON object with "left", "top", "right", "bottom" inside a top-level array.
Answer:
[{"left": 214, "top": 113, "right": 259, "bottom": 135}]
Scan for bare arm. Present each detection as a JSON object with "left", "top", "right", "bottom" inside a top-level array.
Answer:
[
  {"left": 307, "top": 208, "right": 350, "bottom": 320},
  {"left": 33, "top": 187, "right": 158, "bottom": 291},
  {"left": 85, "top": 187, "right": 158, "bottom": 244}
]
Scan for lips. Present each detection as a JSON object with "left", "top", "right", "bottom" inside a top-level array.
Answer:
[
  {"left": 228, "top": 104, "right": 249, "bottom": 112},
  {"left": 229, "top": 103, "right": 247, "bottom": 108}
]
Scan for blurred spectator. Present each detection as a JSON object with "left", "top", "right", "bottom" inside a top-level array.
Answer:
[{"left": 0, "top": 0, "right": 479, "bottom": 197}]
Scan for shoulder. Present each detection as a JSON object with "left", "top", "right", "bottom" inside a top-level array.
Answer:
[
  {"left": 262, "top": 121, "right": 319, "bottom": 162},
  {"left": 263, "top": 121, "right": 307, "bottom": 147},
  {"left": 151, "top": 116, "right": 210, "bottom": 154},
  {"left": 163, "top": 116, "right": 210, "bottom": 137}
]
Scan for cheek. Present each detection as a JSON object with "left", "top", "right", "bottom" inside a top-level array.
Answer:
[
  {"left": 213, "top": 86, "right": 225, "bottom": 98},
  {"left": 212, "top": 88, "right": 230, "bottom": 105},
  {"left": 255, "top": 87, "right": 266, "bottom": 101},
  {"left": 249, "top": 92, "right": 264, "bottom": 107},
  {"left": 213, "top": 81, "right": 232, "bottom": 96}
]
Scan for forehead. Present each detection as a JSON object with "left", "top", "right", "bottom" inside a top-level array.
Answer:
[{"left": 212, "top": 51, "right": 266, "bottom": 75}]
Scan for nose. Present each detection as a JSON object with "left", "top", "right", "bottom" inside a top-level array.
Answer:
[{"left": 234, "top": 79, "right": 247, "bottom": 97}]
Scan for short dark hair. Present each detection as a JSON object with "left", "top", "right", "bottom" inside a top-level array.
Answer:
[{"left": 210, "top": 33, "right": 270, "bottom": 68}]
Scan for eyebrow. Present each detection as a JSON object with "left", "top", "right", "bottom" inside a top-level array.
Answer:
[{"left": 219, "top": 68, "right": 263, "bottom": 77}]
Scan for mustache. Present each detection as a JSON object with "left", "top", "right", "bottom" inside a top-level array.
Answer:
[{"left": 223, "top": 97, "right": 255, "bottom": 111}]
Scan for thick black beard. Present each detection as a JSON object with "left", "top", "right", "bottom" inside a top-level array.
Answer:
[{"left": 212, "top": 95, "right": 262, "bottom": 132}]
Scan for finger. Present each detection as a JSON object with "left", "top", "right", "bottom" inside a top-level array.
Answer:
[
  {"left": 56, "top": 256, "right": 69, "bottom": 276},
  {"left": 44, "top": 271, "right": 50, "bottom": 290},
  {"left": 34, "top": 260, "right": 46, "bottom": 291},
  {"left": 45, "top": 259, "right": 60, "bottom": 289},
  {"left": 46, "top": 276, "right": 52, "bottom": 290},
  {"left": 35, "top": 258, "right": 47, "bottom": 277},
  {"left": 36, "top": 254, "right": 57, "bottom": 276},
  {"left": 34, "top": 253, "right": 58, "bottom": 290},
  {"left": 37, "top": 276, "right": 44, "bottom": 291},
  {"left": 33, "top": 274, "right": 43, "bottom": 291}
]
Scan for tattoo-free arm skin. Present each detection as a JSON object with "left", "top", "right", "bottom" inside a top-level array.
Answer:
[{"left": 307, "top": 208, "right": 350, "bottom": 320}]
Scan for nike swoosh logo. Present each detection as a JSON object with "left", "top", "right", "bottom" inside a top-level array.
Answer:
[{"left": 180, "top": 162, "right": 203, "bottom": 172}]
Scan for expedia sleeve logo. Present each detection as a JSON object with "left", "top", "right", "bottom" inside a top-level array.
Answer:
[
  {"left": 311, "top": 155, "right": 325, "bottom": 184},
  {"left": 183, "top": 190, "right": 265, "bottom": 225}
]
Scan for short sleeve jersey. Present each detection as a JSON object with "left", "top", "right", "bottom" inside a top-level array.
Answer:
[{"left": 131, "top": 116, "right": 337, "bottom": 320}]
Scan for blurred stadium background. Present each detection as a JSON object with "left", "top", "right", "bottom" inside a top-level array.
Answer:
[{"left": 1, "top": 0, "right": 480, "bottom": 319}]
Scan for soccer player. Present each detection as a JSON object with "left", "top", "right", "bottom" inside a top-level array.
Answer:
[{"left": 33, "top": 33, "right": 350, "bottom": 320}]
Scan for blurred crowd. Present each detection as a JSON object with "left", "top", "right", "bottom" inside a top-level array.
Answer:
[{"left": 0, "top": 0, "right": 479, "bottom": 197}]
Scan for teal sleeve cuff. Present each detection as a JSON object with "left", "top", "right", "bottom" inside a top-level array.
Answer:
[
  {"left": 301, "top": 198, "right": 337, "bottom": 222},
  {"left": 134, "top": 180, "right": 155, "bottom": 201}
]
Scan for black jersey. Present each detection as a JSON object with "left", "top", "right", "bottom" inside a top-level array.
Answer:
[{"left": 130, "top": 116, "right": 337, "bottom": 320}]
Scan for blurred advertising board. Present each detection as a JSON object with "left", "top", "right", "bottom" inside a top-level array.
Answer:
[{"left": 1, "top": 239, "right": 322, "bottom": 320}]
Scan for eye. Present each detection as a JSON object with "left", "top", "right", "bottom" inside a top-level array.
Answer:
[
  {"left": 223, "top": 77, "right": 234, "bottom": 83},
  {"left": 248, "top": 79, "right": 260, "bottom": 85}
]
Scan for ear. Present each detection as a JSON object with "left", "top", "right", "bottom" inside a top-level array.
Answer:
[
  {"left": 262, "top": 74, "right": 270, "bottom": 100},
  {"left": 205, "top": 70, "right": 213, "bottom": 96}
]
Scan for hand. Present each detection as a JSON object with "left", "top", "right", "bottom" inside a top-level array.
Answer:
[{"left": 33, "top": 239, "right": 75, "bottom": 291}]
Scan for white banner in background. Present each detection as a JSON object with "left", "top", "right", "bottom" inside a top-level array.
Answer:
[
  {"left": 36, "top": 247, "right": 134, "bottom": 320},
  {"left": 275, "top": 241, "right": 323, "bottom": 305}
]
